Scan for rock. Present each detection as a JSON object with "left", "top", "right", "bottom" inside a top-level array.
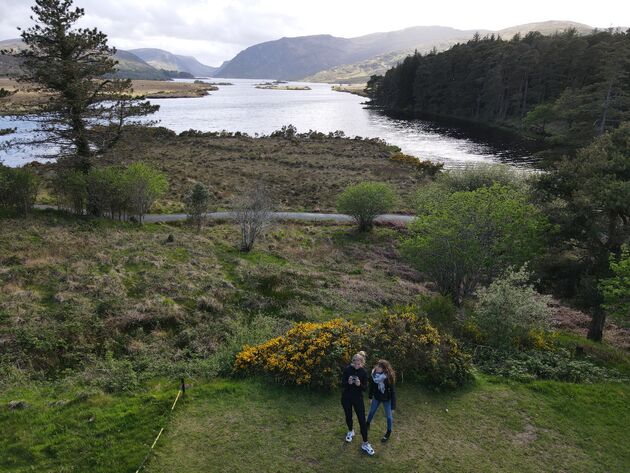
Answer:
[{"left": 8, "top": 400, "right": 29, "bottom": 410}]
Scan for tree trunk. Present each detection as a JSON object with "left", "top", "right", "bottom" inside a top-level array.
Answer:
[{"left": 587, "top": 307, "right": 606, "bottom": 342}]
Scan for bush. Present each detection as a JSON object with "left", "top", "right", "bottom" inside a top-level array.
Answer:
[
  {"left": 435, "top": 163, "right": 529, "bottom": 193},
  {"left": 474, "top": 347, "right": 625, "bottom": 383},
  {"left": 389, "top": 153, "right": 444, "bottom": 178},
  {"left": 52, "top": 163, "right": 168, "bottom": 221},
  {"left": 0, "top": 166, "right": 39, "bottom": 214},
  {"left": 53, "top": 169, "right": 87, "bottom": 214},
  {"left": 337, "top": 181, "right": 397, "bottom": 232},
  {"left": 403, "top": 184, "right": 547, "bottom": 304},
  {"left": 361, "top": 311, "right": 472, "bottom": 389},
  {"left": 600, "top": 245, "right": 630, "bottom": 328},
  {"left": 234, "top": 312, "right": 473, "bottom": 390},
  {"left": 415, "top": 294, "right": 458, "bottom": 331},
  {"left": 234, "top": 319, "right": 358, "bottom": 389},
  {"left": 235, "top": 182, "right": 274, "bottom": 252},
  {"left": 184, "top": 182, "right": 211, "bottom": 232},
  {"left": 123, "top": 163, "right": 168, "bottom": 222},
  {"left": 209, "top": 315, "right": 292, "bottom": 376},
  {"left": 474, "top": 266, "right": 552, "bottom": 350}
]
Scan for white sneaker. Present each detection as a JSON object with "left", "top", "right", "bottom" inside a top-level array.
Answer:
[
  {"left": 345, "top": 430, "right": 354, "bottom": 442},
  {"left": 361, "top": 442, "right": 375, "bottom": 456}
]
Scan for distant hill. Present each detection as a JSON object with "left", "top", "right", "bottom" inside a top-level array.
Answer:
[
  {"left": 306, "top": 21, "right": 599, "bottom": 83},
  {"left": 0, "top": 39, "right": 214, "bottom": 80},
  {"left": 215, "top": 26, "right": 480, "bottom": 80},
  {"left": 130, "top": 48, "right": 218, "bottom": 77},
  {"left": 217, "top": 21, "right": 609, "bottom": 83}
]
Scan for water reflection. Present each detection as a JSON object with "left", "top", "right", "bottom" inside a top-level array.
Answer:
[{"left": 1, "top": 78, "right": 532, "bottom": 168}]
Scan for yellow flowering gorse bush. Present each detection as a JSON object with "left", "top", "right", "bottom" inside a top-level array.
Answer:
[
  {"left": 234, "top": 310, "right": 473, "bottom": 390},
  {"left": 234, "top": 319, "right": 358, "bottom": 389}
]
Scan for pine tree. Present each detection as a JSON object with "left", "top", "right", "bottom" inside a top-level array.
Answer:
[{"left": 4, "top": 0, "right": 158, "bottom": 171}]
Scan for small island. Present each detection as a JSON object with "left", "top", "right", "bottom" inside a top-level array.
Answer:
[{"left": 255, "top": 81, "right": 311, "bottom": 91}]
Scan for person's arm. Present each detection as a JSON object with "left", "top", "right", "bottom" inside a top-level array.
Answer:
[{"left": 390, "top": 382, "right": 396, "bottom": 410}]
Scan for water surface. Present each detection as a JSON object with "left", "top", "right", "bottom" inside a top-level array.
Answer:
[{"left": 1, "top": 78, "right": 531, "bottom": 167}]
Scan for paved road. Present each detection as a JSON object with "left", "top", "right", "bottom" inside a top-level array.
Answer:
[
  {"left": 35, "top": 205, "right": 414, "bottom": 225},
  {"left": 143, "top": 211, "right": 415, "bottom": 225}
]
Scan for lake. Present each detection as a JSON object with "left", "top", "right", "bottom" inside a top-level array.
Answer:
[{"left": 0, "top": 78, "right": 532, "bottom": 167}]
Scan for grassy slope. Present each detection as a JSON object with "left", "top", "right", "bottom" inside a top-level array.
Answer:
[
  {"left": 0, "top": 380, "right": 176, "bottom": 473},
  {"left": 1, "top": 214, "right": 629, "bottom": 473},
  {"left": 147, "top": 378, "right": 630, "bottom": 473}
]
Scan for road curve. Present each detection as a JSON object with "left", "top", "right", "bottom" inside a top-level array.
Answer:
[
  {"left": 143, "top": 211, "right": 415, "bottom": 225},
  {"left": 33, "top": 206, "right": 415, "bottom": 225}
]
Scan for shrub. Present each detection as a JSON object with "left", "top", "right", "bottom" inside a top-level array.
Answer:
[
  {"left": 403, "top": 184, "right": 547, "bottom": 304},
  {"left": 474, "top": 347, "right": 625, "bottom": 383},
  {"left": 86, "top": 166, "right": 127, "bottom": 218},
  {"left": 435, "top": 163, "right": 529, "bottom": 193},
  {"left": 235, "top": 312, "right": 472, "bottom": 390},
  {"left": 0, "top": 166, "right": 39, "bottom": 214},
  {"left": 52, "top": 163, "right": 167, "bottom": 221},
  {"left": 389, "top": 153, "right": 444, "bottom": 178},
  {"left": 234, "top": 319, "right": 358, "bottom": 389},
  {"left": 361, "top": 311, "right": 472, "bottom": 389},
  {"left": 184, "top": 182, "right": 211, "bottom": 232},
  {"left": 474, "top": 266, "right": 552, "bottom": 350},
  {"left": 53, "top": 169, "right": 87, "bottom": 214},
  {"left": 235, "top": 182, "right": 274, "bottom": 252},
  {"left": 123, "top": 163, "right": 168, "bottom": 223},
  {"left": 336, "top": 181, "right": 397, "bottom": 232},
  {"left": 415, "top": 294, "right": 458, "bottom": 331},
  {"left": 600, "top": 245, "right": 630, "bottom": 328},
  {"left": 210, "top": 315, "right": 292, "bottom": 376}
]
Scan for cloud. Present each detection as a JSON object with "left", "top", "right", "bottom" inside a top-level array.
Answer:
[{"left": 1, "top": 0, "right": 628, "bottom": 66}]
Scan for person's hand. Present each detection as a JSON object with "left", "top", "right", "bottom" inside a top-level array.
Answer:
[{"left": 354, "top": 378, "right": 361, "bottom": 386}]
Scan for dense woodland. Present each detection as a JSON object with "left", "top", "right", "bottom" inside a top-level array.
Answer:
[{"left": 368, "top": 29, "right": 630, "bottom": 149}]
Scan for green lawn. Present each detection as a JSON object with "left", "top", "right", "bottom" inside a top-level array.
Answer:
[
  {"left": 145, "top": 377, "right": 630, "bottom": 473},
  {"left": 0, "top": 380, "right": 176, "bottom": 473}
]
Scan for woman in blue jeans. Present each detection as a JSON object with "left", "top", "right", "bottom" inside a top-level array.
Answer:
[{"left": 366, "top": 359, "right": 396, "bottom": 442}]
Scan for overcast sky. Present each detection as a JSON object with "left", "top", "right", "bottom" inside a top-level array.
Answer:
[{"left": 1, "top": 0, "right": 628, "bottom": 66}]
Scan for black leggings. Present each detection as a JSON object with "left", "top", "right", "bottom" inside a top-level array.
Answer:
[{"left": 341, "top": 395, "right": 368, "bottom": 442}]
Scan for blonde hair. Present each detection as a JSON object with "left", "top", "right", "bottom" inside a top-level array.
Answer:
[{"left": 352, "top": 351, "right": 367, "bottom": 365}]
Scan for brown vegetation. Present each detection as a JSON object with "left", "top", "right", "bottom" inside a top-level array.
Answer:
[
  {"left": 90, "top": 127, "right": 427, "bottom": 212},
  {"left": 0, "top": 78, "right": 217, "bottom": 114}
]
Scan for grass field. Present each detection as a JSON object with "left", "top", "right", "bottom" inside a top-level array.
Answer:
[
  {"left": 2, "top": 376, "right": 628, "bottom": 473},
  {"left": 145, "top": 377, "right": 630, "bottom": 473}
]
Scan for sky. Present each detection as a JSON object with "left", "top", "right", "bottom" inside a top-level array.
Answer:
[{"left": 1, "top": 0, "right": 628, "bottom": 66}]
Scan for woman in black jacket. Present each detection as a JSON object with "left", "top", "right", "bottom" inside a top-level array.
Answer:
[
  {"left": 367, "top": 359, "right": 396, "bottom": 442},
  {"left": 340, "top": 351, "right": 374, "bottom": 456}
]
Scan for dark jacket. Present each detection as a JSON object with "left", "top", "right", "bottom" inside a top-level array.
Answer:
[
  {"left": 340, "top": 365, "right": 368, "bottom": 398},
  {"left": 368, "top": 372, "right": 396, "bottom": 410}
]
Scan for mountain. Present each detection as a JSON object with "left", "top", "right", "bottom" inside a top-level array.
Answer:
[
  {"left": 218, "top": 21, "right": 607, "bottom": 83},
  {"left": 214, "top": 26, "right": 480, "bottom": 80},
  {"left": 108, "top": 50, "right": 168, "bottom": 80},
  {"left": 0, "top": 39, "right": 203, "bottom": 80},
  {"left": 130, "top": 48, "right": 218, "bottom": 77}
]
